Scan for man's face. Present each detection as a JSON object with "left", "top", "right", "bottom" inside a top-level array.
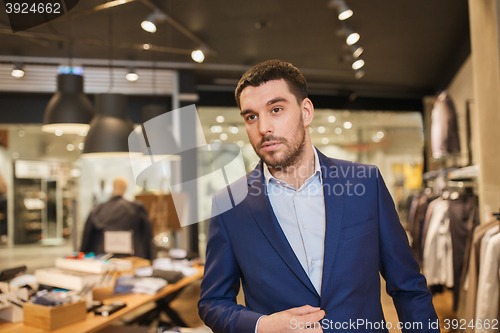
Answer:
[{"left": 239, "top": 79, "right": 312, "bottom": 168}]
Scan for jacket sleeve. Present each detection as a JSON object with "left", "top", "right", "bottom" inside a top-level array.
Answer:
[
  {"left": 376, "top": 168, "right": 440, "bottom": 332},
  {"left": 198, "top": 196, "right": 263, "bottom": 333}
]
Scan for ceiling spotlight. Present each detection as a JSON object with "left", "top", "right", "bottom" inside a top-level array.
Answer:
[
  {"left": 343, "top": 121, "right": 353, "bottom": 129},
  {"left": 338, "top": 26, "right": 360, "bottom": 46},
  {"left": 354, "top": 70, "right": 365, "bottom": 79},
  {"left": 317, "top": 126, "right": 326, "bottom": 134},
  {"left": 352, "top": 59, "right": 365, "bottom": 70},
  {"left": 346, "top": 32, "right": 360, "bottom": 45},
  {"left": 11, "top": 63, "right": 25, "bottom": 78},
  {"left": 126, "top": 68, "right": 139, "bottom": 82},
  {"left": 377, "top": 131, "right": 385, "bottom": 139},
  {"left": 328, "top": 115, "right": 336, "bottom": 123},
  {"left": 216, "top": 115, "right": 225, "bottom": 123},
  {"left": 322, "top": 137, "right": 329, "bottom": 145},
  {"left": 229, "top": 126, "right": 239, "bottom": 134},
  {"left": 329, "top": 0, "right": 353, "bottom": 21},
  {"left": 351, "top": 45, "right": 364, "bottom": 58},
  {"left": 141, "top": 9, "right": 167, "bottom": 33},
  {"left": 143, "top": 43, "right": 151, "bottom": 50},
  {"left": 220, "top": 133, "right": 228, "bottom": 141},
  {"left": 335, "top": 127, "right": 342, "bottom": 134},
  {"left": 191, "top": 49, "right": 205, "bottom": 63}
]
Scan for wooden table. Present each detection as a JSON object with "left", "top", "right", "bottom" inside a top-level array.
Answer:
[{"left": 0, "top": 266, "right": 203, "bottom": 333}]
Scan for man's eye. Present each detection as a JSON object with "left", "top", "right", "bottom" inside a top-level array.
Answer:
[
  {"left": 246, "top": 115, "right": 256, "bottom": 121},
  {"left": 271, "top": 108, "right": 281, "bottom": 113}
]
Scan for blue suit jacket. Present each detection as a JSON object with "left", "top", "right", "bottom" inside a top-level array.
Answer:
[{"left": 198, "top": 149, "right": 439, "bottom": 332}]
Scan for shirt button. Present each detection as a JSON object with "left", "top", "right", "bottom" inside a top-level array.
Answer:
[
  {"left": 311, "top": 260, "right": 315, "bottom": 265},
  {"left": 295, "top": 192, "right": 299, "bottom": 196},
  {"left": 303, "top": 225, "right": 308, "bottom": 229},
  {"left": 276, "top": 181, "right": 280, "bottom": 184}
]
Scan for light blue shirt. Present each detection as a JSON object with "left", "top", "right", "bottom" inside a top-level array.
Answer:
[
  {"left": 254, "top": 148, "right": 326, "bottom": 332},
  {"left": 263, "top": 147, "right": 326, "bottom": 295}
]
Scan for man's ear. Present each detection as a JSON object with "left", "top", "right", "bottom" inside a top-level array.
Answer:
[{"left": 301, "top": 98, "right": 314, "bottom": 127}]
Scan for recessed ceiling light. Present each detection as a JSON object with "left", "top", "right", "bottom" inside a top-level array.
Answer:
[
  {"left": 317, "top": 126, "right": 326, "bottom": 134},
  {"left": 55, "top": 129, "right": 63, "bottom": 136},
  {"left": 343, "top": 121, "right": 352, "bottom": 129},
  {"left": 322, "top": 137, "right": 329, "bottom": 145},
  {"left": 67, "top": 144, "right": 75, "bottom": 151},
  {"left": 328, "top": 115, "right": 336, "bottom": 123},
  {"left": 216, "top": 115, "right": 225, "bottom": 123},
  {"left": 335, "top": 127, "right": 342, "bottom": 134},
  {"left": 220, "top": 133, "right": 228, "bottom": 141}
]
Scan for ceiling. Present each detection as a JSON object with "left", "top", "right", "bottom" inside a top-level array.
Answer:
[{"left": 0, "top": 0, "right": 470, "bottom": 99}]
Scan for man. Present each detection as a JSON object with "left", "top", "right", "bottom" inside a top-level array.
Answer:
[
  {"left": 81, "top": 177, "right": 155, "bottom": 260},
  {"left": 198, "top": 60, "right": 439, "bottom": 332}
]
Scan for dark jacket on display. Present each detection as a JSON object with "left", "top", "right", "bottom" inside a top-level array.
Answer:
[{"left": 80, "top": 196, "right": 154, "bottom": 260}]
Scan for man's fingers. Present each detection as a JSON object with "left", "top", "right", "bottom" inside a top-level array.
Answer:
[
  {"left": 300, "top": 309, "right": 326, "bottom": 323},
  {"left": 288, "top": 305, "right": 322, "bottom": 316}
]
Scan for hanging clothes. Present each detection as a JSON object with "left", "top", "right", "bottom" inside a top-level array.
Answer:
[
  {"left": 448, "top": 196, "right": 479, "bottom": 311},
  {"left": 462, "top": 220, "right": 499, "bottom": 333},
  {"left": 423, "top": 199, "right": 453, "bottom": 288},
  {"left": 475, "top": 232, "right": 500, "bottom": 333}
]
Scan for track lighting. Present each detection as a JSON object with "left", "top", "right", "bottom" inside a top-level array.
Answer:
[
  {"left": 126, "top": 67, "right": 139, "bottom": 82},
  {"left": 11, "top": 63, "right": 25, "bottom": 78},
  {"left": 191, "top": 50, "right": 204, "bottom": 63},
  {"left": 354, "top": 70, "right": 365, "bottom": 79},
  {"left": 329, "top": 0, "right": 353, "bottom": 21},
  {"left": 141, "top": 9, "right": 167, "bottom": 33},
  {"left": 351, "top": 45, "right": 364, "bottom": 58},
  {"left": 346, "top": 31, "right": 360, "bottom": 45},
  {"left": 352, "top": 59, "right": 365, "bottom": 70},
  {"left": 338, "top": 26, "right": 360, "bottom": 46}
]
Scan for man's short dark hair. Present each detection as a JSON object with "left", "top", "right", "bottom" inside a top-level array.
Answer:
[{"left": 235, "top": 59, "right": 308, "bottom": 109}]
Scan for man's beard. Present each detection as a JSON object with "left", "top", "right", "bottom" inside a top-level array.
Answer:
[{"left": 252, "top": 117, "right": 306, "bottom": 169}]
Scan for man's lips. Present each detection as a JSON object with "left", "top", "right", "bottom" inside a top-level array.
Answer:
[{"left": 261, "top": 142, "right": 282, "bottom": 152}]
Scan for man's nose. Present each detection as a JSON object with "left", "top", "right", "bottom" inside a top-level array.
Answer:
[{"left": 258, "top": 116, "right": 273, "bottom": 136}]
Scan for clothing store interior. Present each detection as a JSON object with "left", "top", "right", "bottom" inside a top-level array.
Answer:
[{"left": 0, "top": 0, "right": 499, "bottom": 332}]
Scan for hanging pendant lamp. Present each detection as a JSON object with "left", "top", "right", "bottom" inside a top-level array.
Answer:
[
  {"left": 42, "top": 74, "right": 95, "bottom": 135},
  {"left": 82, "top": 93, "right": 139, "bottom": 157}
]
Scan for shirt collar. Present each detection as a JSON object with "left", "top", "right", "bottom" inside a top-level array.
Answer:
[{"left": 263, "top": 146, "right": 323, "bottom": 188}]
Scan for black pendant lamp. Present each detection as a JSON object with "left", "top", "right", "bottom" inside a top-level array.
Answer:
[
  {"left": 82, "top": 94, "right": 138, "bottom": 157},
  {"left": 42, "top": 74, "right": 95, "bottom": 134}
]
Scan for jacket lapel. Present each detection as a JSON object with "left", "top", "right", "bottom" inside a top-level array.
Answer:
[
  {"left": 316, "top": 150, "right": 344, "bottom": 298},
  {"left": 246, "top": 162, "right": 319, "bottom": 298}
]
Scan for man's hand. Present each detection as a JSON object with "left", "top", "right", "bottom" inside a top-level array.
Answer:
[{"left": 257, "top": 305, "right": 325, "bottom": 332}]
